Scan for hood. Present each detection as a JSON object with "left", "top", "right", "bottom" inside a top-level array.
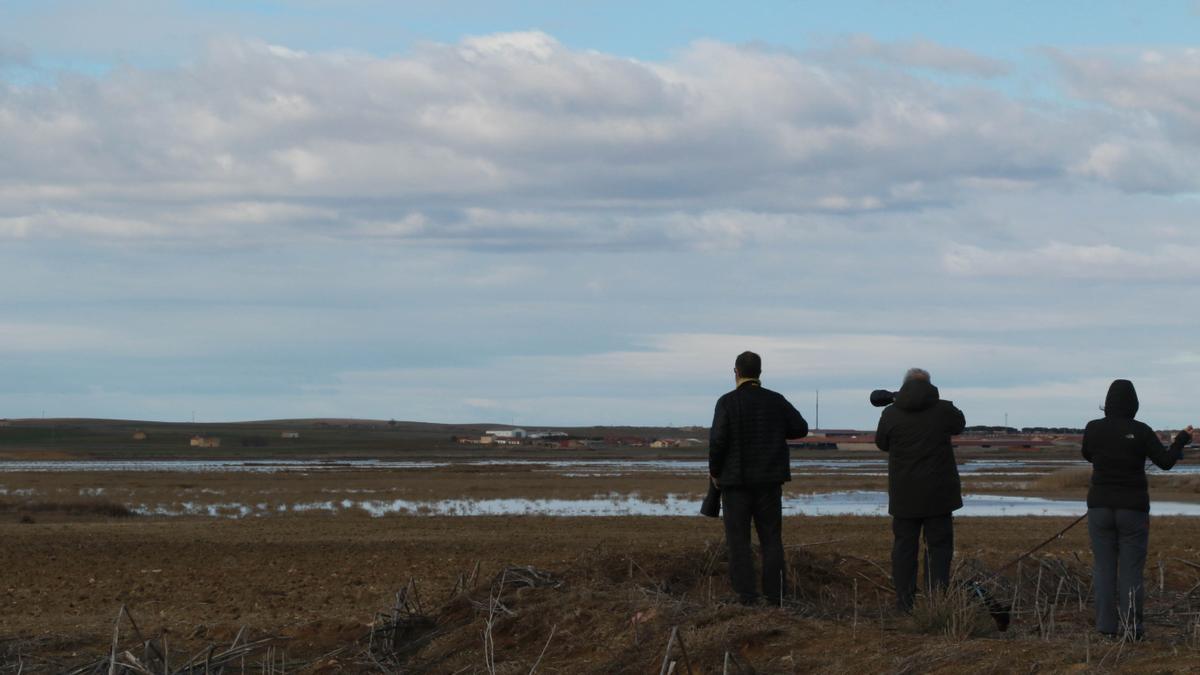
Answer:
[
  {"left": 1104, "top": 379, "right": 1139, "bottom": 419},
  {"left": 893, "top": 378, "right": 940, "bottom": 412}
]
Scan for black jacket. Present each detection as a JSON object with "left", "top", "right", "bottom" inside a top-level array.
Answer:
[
  {"left": 709, "top": 381, "right": 808, "bottom": 487},
  {"left": 1083, "top": 379, "right": 1190, "bottom": 513},
  {"left": 875, "top": 379, "right": 966, "bottom": 518}
]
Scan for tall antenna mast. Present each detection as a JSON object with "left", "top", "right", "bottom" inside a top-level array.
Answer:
[{"left": 815, "top": 389, "right": 820, "bottom": 432}]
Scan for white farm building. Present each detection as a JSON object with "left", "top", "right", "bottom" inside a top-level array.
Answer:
[{"left": 485, "top": 428, "right": 527, "bottom": 439}]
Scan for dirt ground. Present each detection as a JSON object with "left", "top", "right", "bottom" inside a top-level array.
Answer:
[
  {"left": 5, "top": 511, "right": 1200, "bottom": 672},
  {"left": 4, "top": 460, "right": 1200, "bottom": 672}
]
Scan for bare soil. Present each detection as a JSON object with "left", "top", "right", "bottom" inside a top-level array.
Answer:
[{"left": 4, "top": 462, "right": 1200, "bottom": 672}]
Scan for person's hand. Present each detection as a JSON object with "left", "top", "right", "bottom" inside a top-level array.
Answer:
[
  {"left": 710, "top": 473, "right": 720, "bottom": 488},
  {"left": 1176, "top": 426, "right": 1193, "bottom": 446}
]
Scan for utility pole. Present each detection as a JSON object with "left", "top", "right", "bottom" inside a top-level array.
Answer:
[
  {"left": 815, "top": 390, "right": 820, "bottom": 433},
  {"left": 1005, "top": 412, "right": 1008, "bottom": 429}
]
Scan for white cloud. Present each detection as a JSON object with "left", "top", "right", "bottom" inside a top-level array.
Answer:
[
  {"left": 1053, "top": 47, "right": 1200, "bottom": 135},
  {"left": 944, "top": 242, "right": 1200, "bottom": 280},
  {"left": 833, "top": 35, "right": 1010, "bottom": 77},
  {"left": 4, "top": 31, "right": 1200, "bottom": 426},
  {"left": 3, "top": 32, "right": 1194, "bottom": 247}
]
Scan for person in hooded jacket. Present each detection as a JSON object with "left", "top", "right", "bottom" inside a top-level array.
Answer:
[
  {"left": 875, "top": 368, "right": 966, "bottom": 612},
  {"left": 1083, "top": 379, "right": 1192, "bottom": 639},
  {"left": 709, "top": 351, "right": 809, "bottom": 605}
]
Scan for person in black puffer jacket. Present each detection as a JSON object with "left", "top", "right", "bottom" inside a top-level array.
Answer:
[
  {"left": 709, "top": 351, "right": 808, "bottom": 605},
  {"left": 1083, "top": 379, "right": 1192, "bottom": 639},
  {"left": 875, "top": 368, "right": 966, "bottom": 612}
]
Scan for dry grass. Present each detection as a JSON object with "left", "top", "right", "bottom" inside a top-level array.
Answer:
[
  {"left": 1034, "top": 467, "right": 1092, "bottom": 491},
  {"left": 34, "top": 545, "right": 1200, "bottom": 674},
  {"left": 1150, "top": 474, "right": 1200, "bottom": 493},
  {"left": 910, "top": 584, "right": 994, "bottom": 641},
  {"left": 0, "top": 498, "right": 134, "bottom": 518},
  {"left": 9, "top": 519, "right": 1200, "bottom": 673}
]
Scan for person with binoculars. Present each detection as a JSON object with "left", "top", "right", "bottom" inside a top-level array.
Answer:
[{"left": 1082, "top": 379, "right": 1192, "bottom": 640}]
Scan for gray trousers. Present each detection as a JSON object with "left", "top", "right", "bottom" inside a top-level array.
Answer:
[{"left": 1088, "top": 507, "right": 1149, "bottom": 635}]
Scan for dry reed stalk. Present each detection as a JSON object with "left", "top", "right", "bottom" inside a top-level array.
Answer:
[
  {"left": 528, "top": 623, "right": 556, "bottom": 674},
  {"left": 877, "top": 591, "right": 884, "bottom": 651},
  {"left": 911, "top": 584, "right": 991, "bottom": 641},
  {"left": 482, "top": 568, "right": 506, "bottom": 675},
  {"left": 657, "top": 626, "right": 678, "bottom": 675},
  {"left": 674, "top": 628, "right": 694, "bottom": 675},
  {"left": 852, "top": 578, "right": 859, "bottom": 639}
]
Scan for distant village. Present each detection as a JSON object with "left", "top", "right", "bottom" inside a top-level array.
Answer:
[
  {"left": 4, "top": 417, "right": 1190, "bottom": 453},
  {"left": 123, "top": 430, "right": 304, "bottom": 449},
  {"left": 455, "top": 428, "right": 707, "bottom": 449}
]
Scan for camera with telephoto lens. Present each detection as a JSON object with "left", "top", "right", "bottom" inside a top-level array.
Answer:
[{"left": 870, "top": 389, "right": 896, "bottom": 407}]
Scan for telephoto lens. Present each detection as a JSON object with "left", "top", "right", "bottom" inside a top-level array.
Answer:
[{"left": 870, "top": 389, "right": 896, "bottom": 408}]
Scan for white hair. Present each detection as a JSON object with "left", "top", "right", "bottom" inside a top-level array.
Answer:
[{"left": 904, "top": 367, "right": 931, "bottom": 383}]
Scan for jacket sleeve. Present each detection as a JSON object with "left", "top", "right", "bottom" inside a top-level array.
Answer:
[
  {"left": 709, "top": 397, "right": 730, "bottom": 476},
  {"left": 875, "top": 410, "right": 890, "bottom": 453},
  {"left": 944, "top": 401, "right": 966, "bottom": 435},
  {"left": 784, "top": 398, "right": 809, "bottom": 439},
  {"left": 1145, "top": 425, "right": 1189, "bottom": 471},
  {"left": 1081, "top": 425, "right": 1093, "bottom": 463}
]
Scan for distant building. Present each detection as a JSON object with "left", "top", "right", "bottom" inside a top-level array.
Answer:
[
  {"left": 527, "top": 431, "right": 568, "bottom": 440},
  {"left": 486, "top": 428, "right": 527, "bottom": 439},
  {"left": 606, "top": 436, "right": 649, "bottom": 447},
  {"left": 534, "top": 437, "right": 589, "bottom": 449},
  {"left": 650, "top": 439, "right": 679, "bottom": 448},
  {"left": 189, "top": 435, "right": 221, "bottom": 448},
  {"left": 132, "top": 430, "right": 148, "bottom": 440},
  {"left": 281, "top": 431, "right": 300, "bottom": 439},
  {"left": 0, "top": 419, "right": 10, "bottom": 427}
]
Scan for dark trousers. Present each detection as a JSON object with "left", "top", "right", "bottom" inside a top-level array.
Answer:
[
  {"left": 891, "top": 514, "right": 954, "bottom": 611},
  {"left": 1088, "top": 507, "right": 1149, "bottom": 636},
  {"left": 722, "top": 483, "right": 785, "bottom": 605}
]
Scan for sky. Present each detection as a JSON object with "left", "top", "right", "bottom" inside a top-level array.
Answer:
[{"left": 2, "top": 1, "right": 1200, "bottom": 429}]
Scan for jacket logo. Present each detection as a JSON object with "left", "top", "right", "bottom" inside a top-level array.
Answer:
[{"left": 1125, "top": 434, "right": 1136, "bottom": 439}]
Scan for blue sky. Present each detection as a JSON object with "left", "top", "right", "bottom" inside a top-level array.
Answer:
[
  {"left": 4, "top": 1, "right": 1199, "bottom": 64},
  {"left": 2, "top": 1, "right": 1200, "bottom": 428}
]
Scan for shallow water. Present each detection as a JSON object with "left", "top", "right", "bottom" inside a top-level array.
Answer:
[
  {"left": 0, "top": 459, "right": 449, "bottom": 473},
  {"left": 126, "top": 490, "right": 1200, "bottom": 519},
  {"left": 0, "top": 457, "right": 1112, "bottom": 474}
]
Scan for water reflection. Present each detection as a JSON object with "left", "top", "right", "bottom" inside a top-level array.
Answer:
[
  {"left": 129, "top": 491, "right": 1200, "bottom": 518},
  {"left": 2, "top": 457, "right": 1154, "bottom": 475}
]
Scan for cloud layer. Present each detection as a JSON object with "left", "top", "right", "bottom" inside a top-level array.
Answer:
[
  {"left": 3, "top": 32, "right": 1200, "bottom": 426},
  {"left": 1, "top": 33, "right": 1197, "bottom": 247}
]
